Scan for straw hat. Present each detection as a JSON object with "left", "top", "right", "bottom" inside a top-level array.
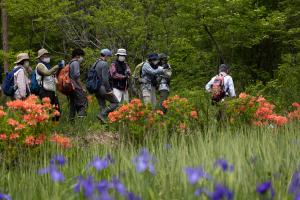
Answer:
[
  {"left": 36, "top": 48, "right": 49, "bottom": 59},
  {"left": 14, "top": 53, "right": 29, "bottom": 64}
]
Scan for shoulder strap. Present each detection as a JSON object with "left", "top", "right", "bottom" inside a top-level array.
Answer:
[
  {"left": 93, "top": 59, "right": 101, "bottom": 69},
  {"left": 13, "top": 67, "right": 22, "bottom": 74}
]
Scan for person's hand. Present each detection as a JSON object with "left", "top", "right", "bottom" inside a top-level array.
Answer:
[
  {"left": 106, "top": 91, "right": 113, "bottom": 95},
  {"left": 58, "top": 60, "right": 65, "bottom": 68},
  {"left": 158, "top": 66, "right": 164, "bottom": 71}
]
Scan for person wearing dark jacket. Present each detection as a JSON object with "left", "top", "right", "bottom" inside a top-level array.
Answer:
[
  {"left": 94, "top": 49, "right": 119, "bottom": 123},
  {"left": 68, "top": 49, "right": 88, "bottom": 121},
  {"left": 110, "top": 48, "right": 131, "bottom": 103}
]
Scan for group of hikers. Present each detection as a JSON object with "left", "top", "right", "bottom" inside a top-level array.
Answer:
[{"left": 1, "top": 47, "right": 236, "bottom": 123}]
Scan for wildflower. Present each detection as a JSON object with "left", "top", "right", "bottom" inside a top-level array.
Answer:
[
  {"left": 0, "top": 134, "right": 7, "bottom": 141},
  {"left": 7, "top": 118, "right": 19, "bottom": 126},
  {"left": 292, "top": 103, "right": 300, "bottom": 108},
  {"left": 38, "top": 164, "right": 65, "bottom": 182},
  {"left": 156, "top": 110, "right": 164, "bottom": 116},
  {"left": 74, "top": 176, "right": 95, "bottom": 198},
  {"left": 256, "top": 181, "right": 275, "bottom": 200},
  {"left": 184, "top": 166, "right": 210, "bottom": 185},
  {"left": 0, "top": 110, "right": 7, "bottom": 118},
  {"left": 49, "top": 134, "right": 71, "bottom": 148},
  {"left": 190, "top": 111, "right": 198, "bottom": 119},
  {"left": 52, "top": 110, "right": 60, "bottom": 117},
  {"left": 256, "top": 96, "right": 266, "bottom": 103},
  {"left": 214, "top": 159, "right": 234, "bottom": 172},
  {"left": 239, "top": 92, "right": 248, "bottom": 99},
  {"left": 194, "top": 188, "right": 203, "bottom": 197},
  {"left": 9, "top": 133, "right": 19, "bottom": 140},
  {"left": 212, "top": 184, "right": 234, "bottom": 200},
  {"left": 132, "top": 148, "right": 156, "bottom": 174},
  {"left": 24, "top": 135, "right": 35, "bottom": 145},
  {"left": 179, "top": 123, "right": 187, "bottom": 130},
  {"left": 86, "top": 155, "right": 113, "bottom": 171},
  {"left": 35, "top": 134, "right": 46, "bottom": 145},
  {"left": 0, "top": 193, "right": 11, "bottom": 200},
  {"left": 239, "top": 105, "right": 246, "bottom": 112},
  {"left": 42, "top": 97, "right": 51, "bottom": 104},
  {"left": 127, "top": 192, "right": 142, "bottom": 200},
  {"left": 111, "top": 177, "right": 127, "bottom": 196},
  {"left": 50, "top": 155, "right": 66, "bottom": 166},
  {"left": 288, "top": 168, "right": 300, "bottom": 197}
]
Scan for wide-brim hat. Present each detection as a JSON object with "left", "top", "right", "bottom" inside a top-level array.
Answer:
[
  {"left": 115, "top": 48, "right": 127, "bottom": 56},
  {"left": 36, "top": 48, "right": 49, "bottom": 59},
  {"left": 14, "top": 53, "right": 30, "bottom": 64}
]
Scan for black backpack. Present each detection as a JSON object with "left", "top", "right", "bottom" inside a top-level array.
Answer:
[{"left": 86, "top": 60, "right": 101, "bottom": 94}]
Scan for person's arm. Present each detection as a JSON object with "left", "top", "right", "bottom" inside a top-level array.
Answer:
[
  {"left": 37, "top": 63, "right": 59, "bottom": 76},
  {"left": 126, "top": 63, "right": 131, "bottom": 76},
  {"left": 143, "top": 63, "right": 164, "bottom": 76},
  {"left": 227, "top": 77, "right": 236, "bottom": 97},
  {"left": 205, "top": 77, "right": 215, "bottom": 92},
  {"left": 16, "top": 69, "right": 27, "bottom": 99},
  {"left": 71, "top": 61, "right": 86, "bottom": 90},
  {"left": 101, "top": 62, "right": 112, "bottom": 93},
  {"left": 110, "top": 63, "right": 126, "bottom": 80}
]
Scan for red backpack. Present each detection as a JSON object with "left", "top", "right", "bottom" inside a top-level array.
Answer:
[
  {"left": 211, "top": 75, "right": 226, "bottom": 102},
  {"left": 57, "top": 64, "right": 75, "bottom": 95}
]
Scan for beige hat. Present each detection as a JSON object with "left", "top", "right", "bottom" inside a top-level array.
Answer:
[
  {"left": 36, "top": 48, "right": 49, "bottom": 59},
  {"left": 115, "top": 48, "right": 127, "bottom": 56},
  {"left": 14, "top": 53, "right": 29, "bottom": 64}
]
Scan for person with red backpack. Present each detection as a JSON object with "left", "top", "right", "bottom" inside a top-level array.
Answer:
[{"left": 205, "top": 64, "right": 236, "bottom": 102}]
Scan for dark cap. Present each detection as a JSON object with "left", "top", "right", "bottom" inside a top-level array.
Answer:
[
  {"left": 219, "top": 64, "right": 229, "bottom": 72},
  {"left": 147, "top": 53, "right": 159, "bottom": 61}
]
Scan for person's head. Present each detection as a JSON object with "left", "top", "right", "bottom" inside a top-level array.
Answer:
[
  {"left": 15, "top": 53, "right": 30, "bottom": 69},
  {"left": 219, "top": 64, "right": 229, "bottom": 74},
  {"left": 147, "top": 53, "right": 159, "bottom": 65},
  {"left": 100, "top": 49, "right": 112, "bottom": 61},
  {"left": 115, "top": 48, "right": 127, "bottom": 62},
  {"left": 36, "top": 48, "right": 51, "bottom": 63},
  {"left": 72, "top": 49, "right": 85, "bottom": 63},
  {"left": 158, "top": 53, "right": 168, "bottom": 64}
]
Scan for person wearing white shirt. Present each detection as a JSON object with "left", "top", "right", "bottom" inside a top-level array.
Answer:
[{"left": 205, "top": 64, "right": 236, "bottom": 100}]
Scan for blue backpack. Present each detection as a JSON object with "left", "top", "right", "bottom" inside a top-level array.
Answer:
[
  {"left": 30, "top": 70, "right": 42, "bottom": 95},
  {"left": 2, "top": 67, "right": 22, "bottom": 97},
  {"left": 86, "top": 60, "right": 101, "bottom": 94}
]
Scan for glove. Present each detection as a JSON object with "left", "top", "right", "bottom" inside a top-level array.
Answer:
[
  {"left": 58, "top": 60, "right": 65, "bottom": 68},
  {"left": 158, "top": 66, "right": 164, "bottom": 71}
]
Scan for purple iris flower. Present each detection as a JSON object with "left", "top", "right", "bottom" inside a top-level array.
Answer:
[
  {"left": 132, "top": 148, "right": 156, "bottom": 174},
  {"left": 0, "top": 193, "right": 11, "bottom": 200},
  {"left": 87, "top": 155, "right": 113, "bottom": 171},
  {"left": 127, "top": 192, "right": 142, "bottom": 200},
  {"left": 256, "top": 181, "right": 275, "bottom": 200},
  {"left": 214, "top": 159, "right": 234, "bottom": 172},
  {"left": 184, "top": 166, "right": 210, "bottom": 185},
  {"left": 194, "top": 188, "right": 203, "bottom": 197},
  {"left": 111, "top": 177, "right": 127, "bottom": 196},
  {"left": 50, "top": 154, "right": 66, "bottom": 166},
  {"left": 38, "top": 164, "right": 65, "bottom": 182},
  {"left": 295, "top": 193, "right": 300, "bottom": 200},
  {"left": 74, "top": 176, "right": 95, "bottom": 199},
  {"left": 289, "top": 168, "right": 300, "bottom": 196},
  {"left": 211, "top": 184, "right": 234, "bottom": 200}
]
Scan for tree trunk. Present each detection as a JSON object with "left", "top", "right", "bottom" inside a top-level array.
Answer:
[{"left": 1, "top": 0, "right": 9, "bottom": 73}]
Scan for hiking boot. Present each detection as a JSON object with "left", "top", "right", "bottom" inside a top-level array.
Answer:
[{"left": 97, "top": 114, "right": 107, "bottom": 124}]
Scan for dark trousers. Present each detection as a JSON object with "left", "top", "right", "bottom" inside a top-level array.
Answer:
[
  {"left": 39, "top": 88, "right": 60, "bottom": 121},
  {"left": 95, "top": 86, "right": 119, "bottom": 117},
  {"left": 69, "top": 87, "right": 88, "bottom": 121},
  {"left": 159, "top": 90, "right": 169, "bottom": 113}
]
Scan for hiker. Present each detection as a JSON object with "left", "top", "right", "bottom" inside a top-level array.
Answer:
[
  {"left": 141, "top": 53, "right": 165, "bottom": 107},
  {"left": 0, "top": 64, "right": 2, "bottom": 94},
  {"left": 94, "top": 49, "right": 119, "bottom": 123},
  {"left": 35, "top": 48, "right": 63, "bottom": 121},
  {"left": 110, "top": 48, "right": 131, "bottom": 103},
  {"left": 68, "top": 49, "right": 88, "bottom": 121},
  {"left": 12, "top": 53, "right": 31, "bottom": 100},
  {"left": 157, "top": 53, "right": 172, "bottom": 113},
  {"left": 205, "top": 64, "right": 236, "bottom": 102}
]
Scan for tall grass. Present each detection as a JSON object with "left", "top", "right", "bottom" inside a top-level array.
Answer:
[{"left": 1, "top": 122, "right": 299, "bottom": 199}]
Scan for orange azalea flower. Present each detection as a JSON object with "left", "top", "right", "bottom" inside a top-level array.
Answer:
[
  {"left": 156, "top": 110, "right": 164, "bottom": 116},
  {"left": 15, "top": 123, "right": 26, "bottom": 130},
  {"left": 248, "top": 97, "right": 256, "bottom": 107},
  {"left": 239, "top": 92, "right": 248, "bottom": 99},
  {"left": 42, "top": 97, "right": 51, "bottom": 104},
  {"left": 239, "top": 105, "right": 246, "bottom": 112},
  {"left": 162, "top": 100, "right": 168, "bottom": 109},
  {"left": 53, "top": 110, "right": 61, "bottom": 117},
  {"left": 49, "top": 134, "right": 71, "bottom": 148},
  {"left": 0, "top": 134, "right": 7, "bottom": 140},
  {"left": 6, "top": 99, "right": 24, "bottom": 109},
  {"left": 7, "top": 118, "right": 19, "bottom": 126},
  {"left": 35, "top": 134, "right": 46, "bottom": 145},
  {"left": 190, "top": 111, "right": 198, "bottom": 119},
  {"left": 9, "top": 133, "right": 20, "bottom": 140},
  {"left": 256, "top": 96, "right": 266, "bottom": 103},
  {"left": 24, "top": 135, "right": 35, "bottom": 145},
  {"left": 292, "top": 102, "right": 300, "bottom": 108},
  {"left": 272, "top": 115, "right": 288, "bottom": 126},
  {"left": 0, "top": 109, "right": 7, "bottom": 117},
  {"left": 87, "top": 95, "right": 93, "bottom": 103},
  {"left": 119, "top": 105, "right": 129, "bottom": 112},
  {"left": 130, "top": 98, "right": 143, "bottom": 107},
  {"left": 179, "top": 123, "right": 187, "bottom": 130},
  {"left": 255, "top": 107, "right": 273, "bottom": 118}
]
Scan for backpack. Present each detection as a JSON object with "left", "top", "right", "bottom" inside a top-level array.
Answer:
[
  {"left": 2, "top": 67, "right": 22, "bottom": 97},
  {"left": 211, "top": 75, "right": 226, "bottom": 102},
  {"left": 86, "top": 60, "right": 101, "bottom": 94},
  {"left": 57, "top": 62, "right": 75, "bottom": 95},
  {"left": 30, "top": 69, "right": 42, "bottom": 95}
]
